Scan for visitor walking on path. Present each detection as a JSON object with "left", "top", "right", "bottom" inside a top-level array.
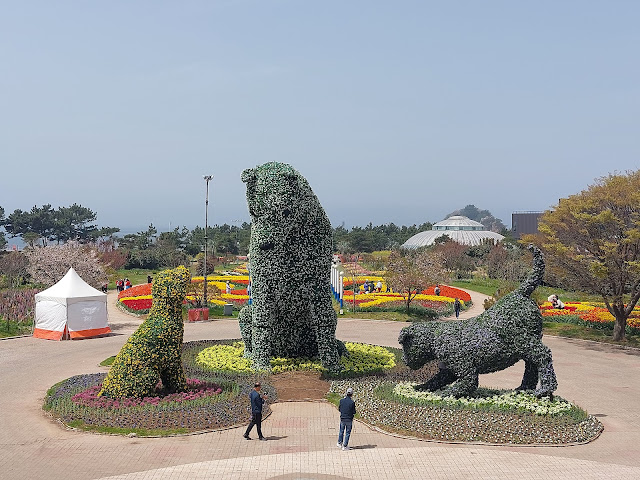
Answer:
[
  {"left": 244, "top": 382, "right": 267, "bottom": 441},
  {"left": 454, "top": 298, "right": 461, "bottom": 319},
  {"left": 337, "top": 387, "right": 356, "bottom": 451}
]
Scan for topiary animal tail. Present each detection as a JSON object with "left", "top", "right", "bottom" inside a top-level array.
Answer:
[{"left": 517, "top": 245, "right": 545, "bottom": 298}]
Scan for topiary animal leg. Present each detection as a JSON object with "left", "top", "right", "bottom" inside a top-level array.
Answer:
[
  {"left": 415, "top": 367, "right": 457, "bottom": 391},
  {"left": 440, "top": 368, "right": 479, "bottom": 398},
  {"left": 251, "top": 315, "right": 272, "bottom": 370},
  {"left": 311, "top": 297, "right": 342, "bottom": 372},
  {"left": 238, "top": 305, "right": 253, "bottom": 358},
  {"left": 529, "top": 342, "right": 558, "bottom": 397},
  {"left": 161, "top": 360, "right": 187, "bottom": 393},
  {"left": 516, "top": 359, "right": 539, "bottom": 391}
]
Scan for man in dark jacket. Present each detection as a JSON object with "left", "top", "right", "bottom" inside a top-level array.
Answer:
[
  {"left": 337, "top": 387, "right": 356, "bottom": 450},
  {"left": 244, "top": 382, "right": 267, "bottom": 440}
]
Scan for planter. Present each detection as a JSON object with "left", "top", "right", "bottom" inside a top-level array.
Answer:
[{"left": 188, "top": 308, "right": 209, "bottom": 322}]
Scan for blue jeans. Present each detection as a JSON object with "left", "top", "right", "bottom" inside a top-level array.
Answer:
[{"left": 338, "top": 420, "right": 353, "bottom": 447}]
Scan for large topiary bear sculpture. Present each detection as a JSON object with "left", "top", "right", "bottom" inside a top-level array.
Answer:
[
  {"left": 99, "top": 266, "right": 190, "bottom": 398},
  {"left": 239, "top": 162, "right": 343, "bottom": 372},
  {"left": 399, "top": 245, "right": 557, "bottom": 398}
]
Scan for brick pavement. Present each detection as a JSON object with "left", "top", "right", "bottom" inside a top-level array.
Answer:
[{"left": 1, "top": 291, "right": 639, "bottom": 479}]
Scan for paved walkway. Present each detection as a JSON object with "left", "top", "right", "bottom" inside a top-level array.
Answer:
[{"left": 1, "top": 291, "right": 639, "bottom": 479}]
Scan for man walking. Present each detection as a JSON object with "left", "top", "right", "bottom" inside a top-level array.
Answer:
[
  {"left": 337, "top": 387, "right": 356, "bottom": 450},
  {"left": 454, "top": 298, "right": 461, "bottom": 319},
  {"left": 244, "top": 382, "right": 267, "bottom": 441}
]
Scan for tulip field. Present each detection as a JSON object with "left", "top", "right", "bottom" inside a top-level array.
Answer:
[{"left": 541, "top": 301, "right": 640, "bottom": 334}]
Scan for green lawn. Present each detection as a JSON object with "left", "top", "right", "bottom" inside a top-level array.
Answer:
[
  {"left": 450, "top": 278, "right": 602, "bottom": 303},
  {"left": 449, "top": 278, "right": 502, "bottom": 296},
  {"left": 109, "top": 269, "right": 157, "bottom": 290},
  {"left": 0, "top": 319, "right": 32, "bottom": 338},
  {"left": 543, "top": 321, "right": 640, "bottom": 348}
]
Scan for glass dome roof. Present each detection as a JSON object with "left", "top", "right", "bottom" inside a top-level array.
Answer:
[{"left": 402, "top": 216, "right": 504, "bottom": 248}]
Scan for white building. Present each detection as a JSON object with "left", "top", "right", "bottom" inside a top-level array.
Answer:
[{"left": 402, "top": 216, "right": 504, "bottom": 248}]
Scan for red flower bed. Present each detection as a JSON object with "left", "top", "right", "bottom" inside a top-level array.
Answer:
[
  {"left": 120, "top": 298, "right": 152, "bottom": 310},
  {"left": 71, "top": 378, "right": 223, "bottom": 408},
  {"left": 118, "top": 283, "right": 152, "bottom": 299},
  {"left": 421, "top": 285, "right": 471, "bottom": 302}
]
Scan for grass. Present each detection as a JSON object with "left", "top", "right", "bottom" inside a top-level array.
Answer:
[
  {"left": 449, "top": 278, "right": 502, "bottom": 296},
  {"left": 110, "top": 269, "right": 157, "bottom": 290},
  {"left": 100, "top": 356, "right": 116, "bottom": 367},
  {"left": 450, "top": 278, "right": 602, "bottom": 304},
  {"left": 65, "top": 420, "right": 190, "bottom": 437},
  {"left": 543, "top": 321, "right": 640, "bottom": 348},
  {"left": 0, "top": 319, "right": 32, "bottom": 338}
]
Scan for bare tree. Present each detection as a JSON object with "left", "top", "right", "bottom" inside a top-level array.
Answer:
[
  {"left": 385, "top": 249, "right": 447, "bottom": 314},
  {"left": 24, "top": 241, "right": 107, "bottom": 288}
]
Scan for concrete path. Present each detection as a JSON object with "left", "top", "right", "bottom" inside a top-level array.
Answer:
[{"left": 1, "top": 291, "right": 639, "bottom": 479}]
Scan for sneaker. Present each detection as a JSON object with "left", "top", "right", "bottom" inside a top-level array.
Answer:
[
  {"left": 342, "top": 446, "right": 351, "bottom": 451},
  {"left": 243, "top": 435, "right": 251, "bottom": 440},
  {"left": 259, "top": 437, "right": 267, "bottom": 441},
  {"left": 336, "top": 442, "right": 342, "bottom": 448}
]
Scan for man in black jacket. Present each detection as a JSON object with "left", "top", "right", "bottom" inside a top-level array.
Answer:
[
  {"left": 244, "top": 382, "right": 267, "bottom": 440},
  {"left": 337, "top": 387, "right": 356, "bottom": 450}
]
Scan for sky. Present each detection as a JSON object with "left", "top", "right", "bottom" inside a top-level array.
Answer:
[{"left": 1, "top": 1, "right": 639, "bottom": 233}]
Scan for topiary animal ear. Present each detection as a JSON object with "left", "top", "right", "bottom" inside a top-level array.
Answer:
[{"left": 241, "top": 168, "right": 256, "bottom": 183}]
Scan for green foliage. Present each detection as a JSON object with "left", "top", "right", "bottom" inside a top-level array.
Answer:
[
  {"left": 100, "top": 356, "right": 116, "bottom": 367},
  {"left": 0, "top": 318, "right": 33, "bottom": 338},
  {"left": 333, "top": 222, "right": 433, "bottom": 254},
  {"left": 99, "top": 266, "right": 190, "bottom": 398},
  {"left": 524, "top": 170, "right": 640, "bottom": 341},
  {"left": 3, "top": 203, "right": 114, "bottom": 245}
]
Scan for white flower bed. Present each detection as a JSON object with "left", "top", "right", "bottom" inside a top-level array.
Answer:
[{"left": 393, "top": 382, "right": 574, "bottom": 415}]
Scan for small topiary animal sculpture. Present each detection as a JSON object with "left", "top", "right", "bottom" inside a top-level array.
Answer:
[
  {"left": 399, "top": 245, "right": 557, "bottom": 398},
  {"left": 239, "top": 162, "right": 344, "bottom": 372},
  {"left": 99, "top": 266, "right": 190, "bottom": 398}
]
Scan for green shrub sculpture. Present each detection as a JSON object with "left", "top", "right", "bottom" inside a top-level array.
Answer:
[
  {"left": 239, "top": 162, "right": 344, "bottom": 371},
  {"left": 399, "top": 245, "right": 558, "bottom": 398},
  {"left": 99, "top": 266, "right": 190, "bottom": 398}
]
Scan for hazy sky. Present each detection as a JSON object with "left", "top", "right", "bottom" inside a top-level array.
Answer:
[{"left": 2, "top": 1, "right": 639, "bottom": 233}]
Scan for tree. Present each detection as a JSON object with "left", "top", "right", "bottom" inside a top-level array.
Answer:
[
  {"left": 385, "top": 249, "right": 447, "bottom": 314},
  {"left": 523, "top": 171, "right": 640, "bottom": 341},
  {"left": 432, "top": 241, "right": 475, "bottom": 279},
  {"left": 0, "top": 251, "right": 29, "bottom": 287},
  {"left": 0, "top": 205, "right": 6, "bottom": 251},
  {"left": 53, "top": 204, "right": 98, "bottom": 242},
  {"left": 447, "top": 205, "right": 506, "bottom": 233},
  {"left": 24, "top": 242, "right": 107, "bottom": 288}
]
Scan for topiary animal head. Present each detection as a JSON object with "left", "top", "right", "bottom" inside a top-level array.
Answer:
[
  {"left": 398, "top": 323, "right": 437, "bottom": 370},
  {"left": 242, "top": 162, "right": 313, "bottom": 251},
  {"left": 151, "top": 265, "right": 190, "bottom": 305}
]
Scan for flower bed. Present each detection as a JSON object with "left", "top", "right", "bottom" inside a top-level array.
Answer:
[
  {"left": 392, "top": 382, "right": 573, "bottom": 415},
  {"left": 329, "top": 376, "right": 602, "bottom": 444},
  {"left": 541, "top": 301, "right": 640, "bottom": 334},
  {"left": 118, "top": 277, "right": 252, "bottom": 312},
  {"left": 43, "top": 373, "right": 258, "bottom": 435},
  {"left": 195, "top": 341, "right": 396, "bottom": 377},
  {"left": 340, "top": 280, "right": 470, "bottom": 317}
]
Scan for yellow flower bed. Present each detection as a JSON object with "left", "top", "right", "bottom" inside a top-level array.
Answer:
[
  {"left": 196, "top": 341, "right": 396, "bottom": 375},
  {"left": 191, "top": 275, "right": 250, "bottom": 283}
]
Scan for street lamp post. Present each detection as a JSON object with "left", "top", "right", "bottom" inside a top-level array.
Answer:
[{"left": 203, "top": 175, "right": 213, "bottom": 306}]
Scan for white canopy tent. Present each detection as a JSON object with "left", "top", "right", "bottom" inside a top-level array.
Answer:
[{"left": 33, "top": 268, "right": 111, "bottom": 340}]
